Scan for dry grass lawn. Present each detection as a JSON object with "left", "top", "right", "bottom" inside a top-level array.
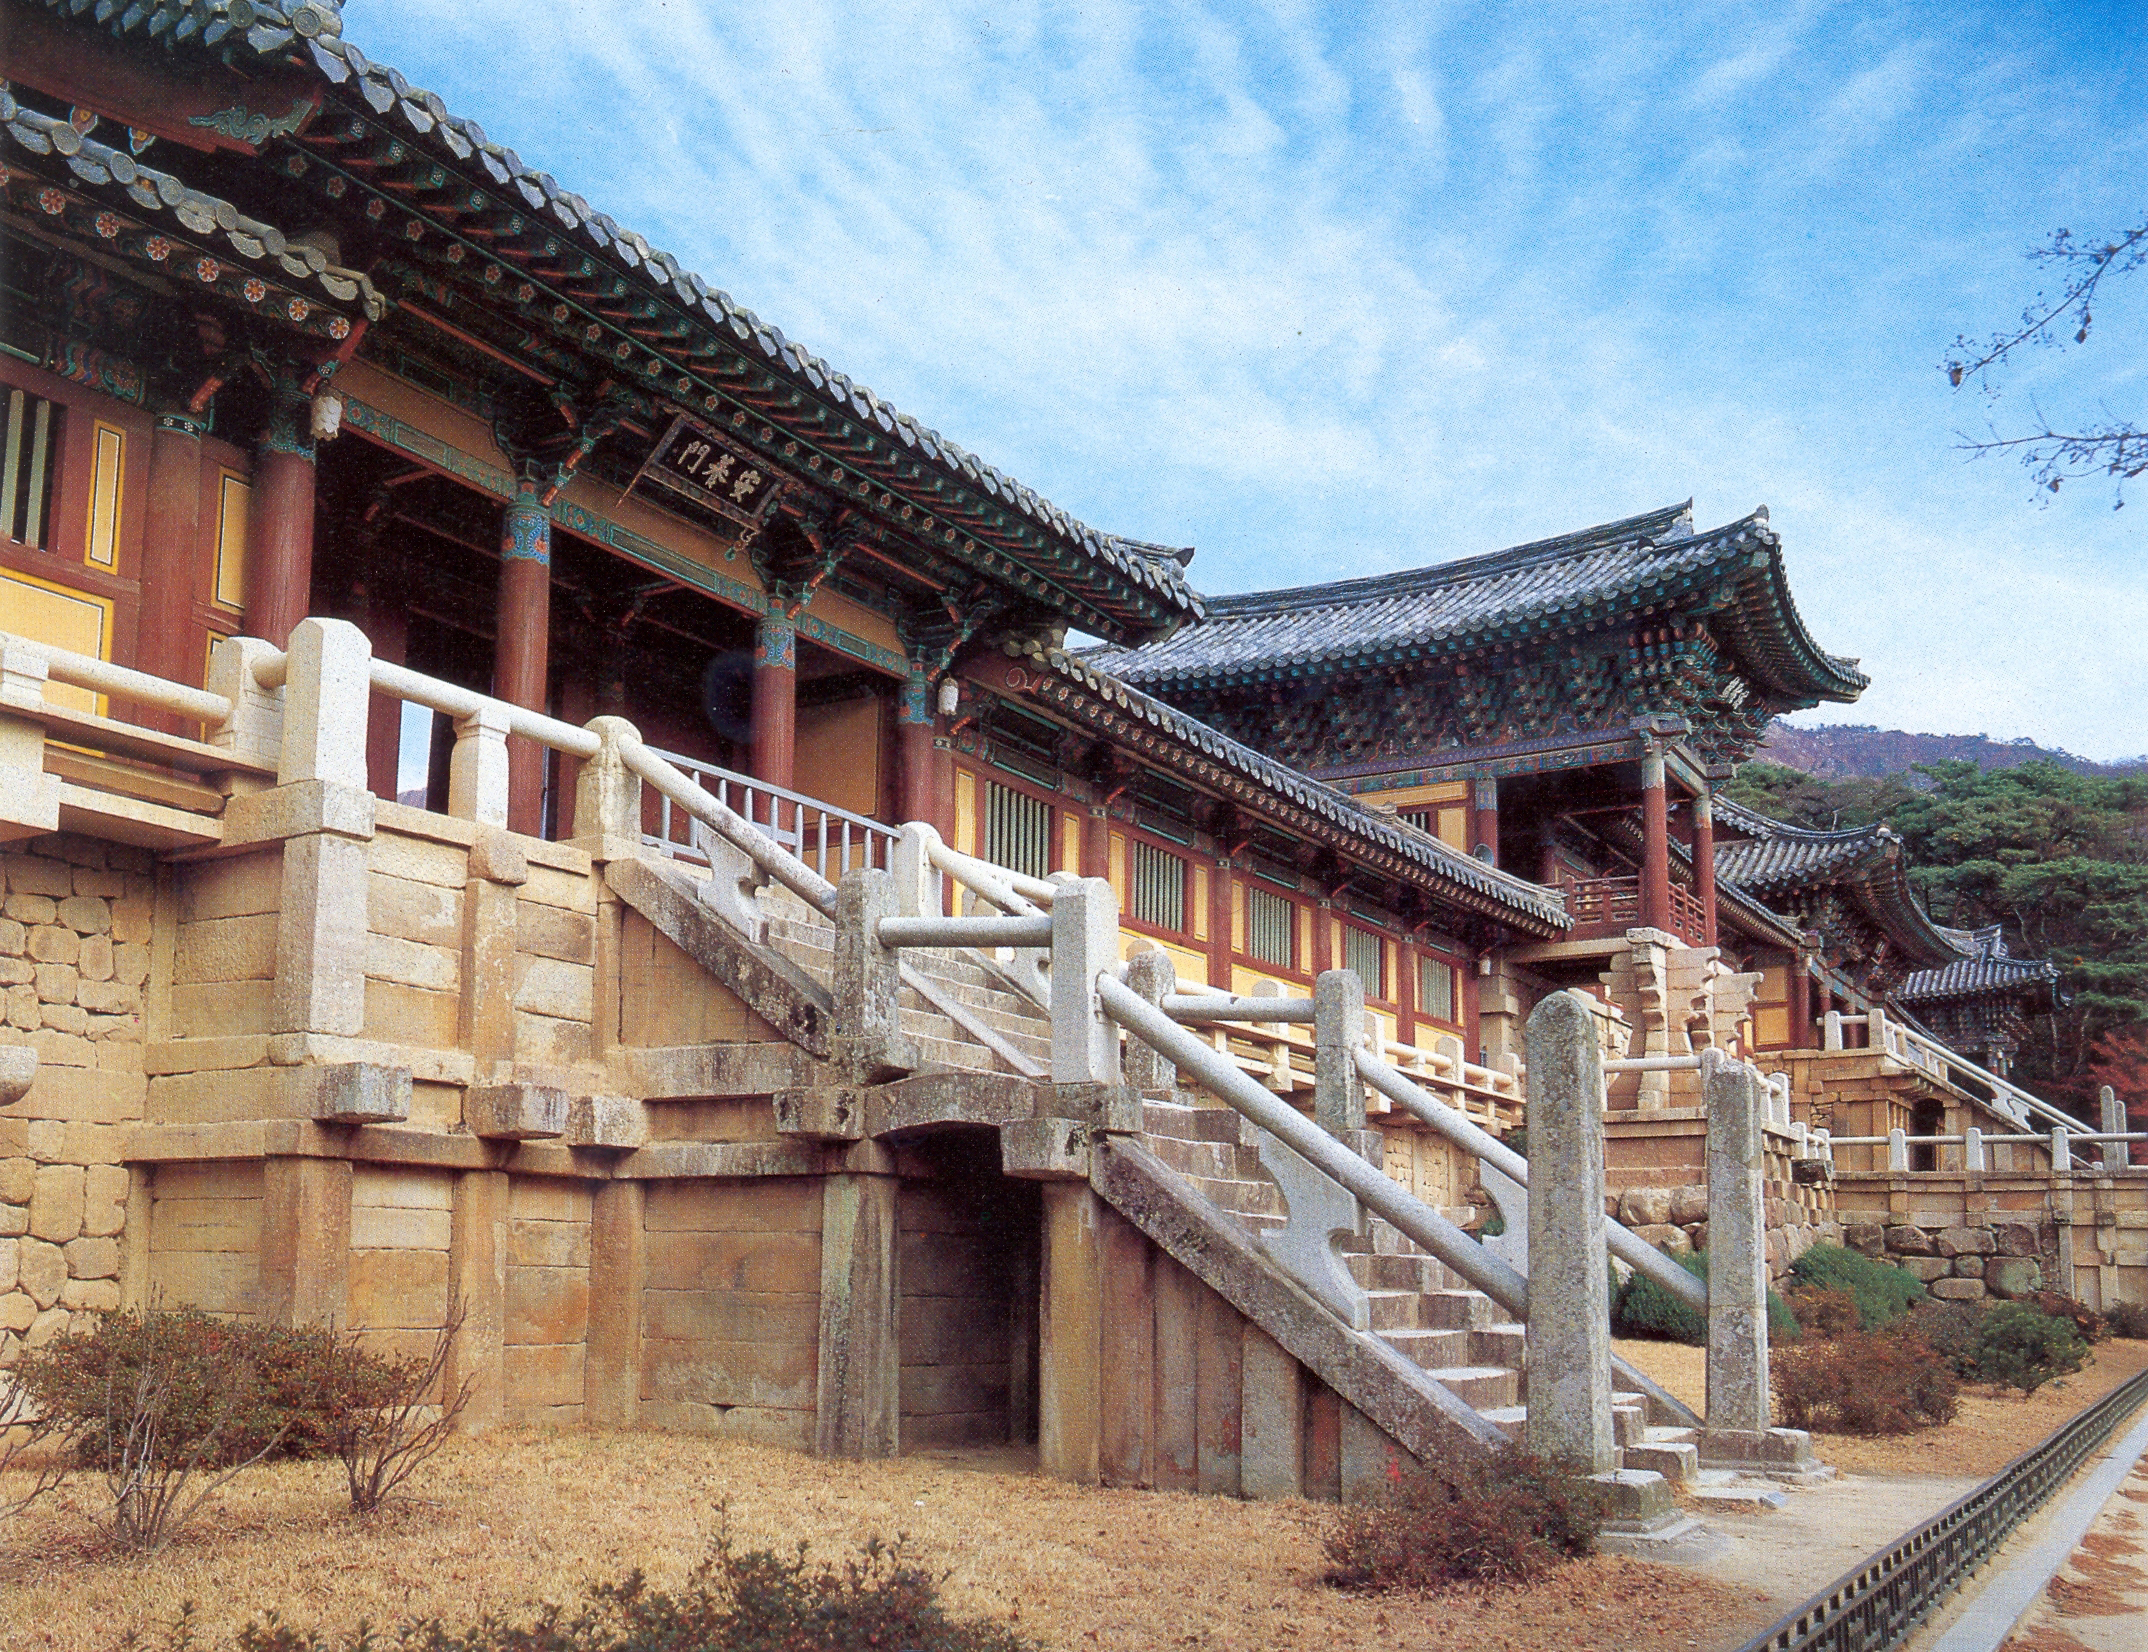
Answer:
[
  {"left": 0, "top": 1428, "right": 1767, "bottom": 1652},
  {"left": 1613, "top": 1332, "right": 2148, "bottom": 1478},
  {"left": 7, "top": 1340, "right": 2141, "bottom": 1652}
]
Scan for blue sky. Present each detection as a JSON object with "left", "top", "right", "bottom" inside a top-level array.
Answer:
[{"left": 343, "top": 0, "right": 2147, "bottom": 759}]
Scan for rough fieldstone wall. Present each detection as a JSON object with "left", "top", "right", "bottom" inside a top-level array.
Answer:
[
  {"left": 1843, "top": 1216, "right": 2054, "bottom": 1303},
  {"left": 1, "top": 834, "right": 151, "bottom": 1359}
]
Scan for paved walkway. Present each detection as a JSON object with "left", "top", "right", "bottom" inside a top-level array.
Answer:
[
  {"left": 1994, "top": 1446, "right": 2148, "bottom": 1652},
  {"left": 1899, "top": 1394, "right": 2148, "bottom": 1652}
]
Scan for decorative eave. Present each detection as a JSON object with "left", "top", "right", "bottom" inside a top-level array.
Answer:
[
  {"left": 23, "top": 0, "right": 1203, "bottom": 647},
  {"left": 1713, "top": 799, "right": 1961, "bottom": 970},
  {"left": 0, "top": 87, "right": 383, "bottom": 342},
  {"left": 985, "top": 648, "right": 1572, "bottom": 938},
  {"left": 1085, "top": 504, "right": 1865, "bottom": 706}
]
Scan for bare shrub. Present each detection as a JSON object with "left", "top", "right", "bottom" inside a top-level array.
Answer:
[
  {"left": 333, "top": 1300, "right": 473, "bottom": 1514},
  {"left": 1324, "top": 1445, "right": 1605, "bottom": 1594},
  {"left": 1782, "top": 1285, "right": 1860, "bottom": 1340},
  {"left": 0, "top": 1377, "right": 72, "bottom": 1521}
]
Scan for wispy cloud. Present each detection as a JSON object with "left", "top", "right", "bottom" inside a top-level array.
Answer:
[{"left": 346, "top": 0, "right": 2148, "bottom": 758}]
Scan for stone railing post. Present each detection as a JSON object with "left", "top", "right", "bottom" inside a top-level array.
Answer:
[
  {"left": 0, "top": 642, "right": 61, "bottom": 837},
  {"left": 263, "top": 620, "right": 376, "bottom": 1049},
  {"left": 1314, "top": 969, "right": 1383, "bottom": 1171},
  {"left": 832, "top": 867, "right": 916, "bottom": 1084},
  {"left": 1824, "top": 1010, "right": 1843, "bottom": 1051},
  {"left": 2050, "top": 1124, "right": 2072, "bottom": 1174},
  {"left": 448, "top": 701, "right": 512, "bottom": 828},
  {"left": 277, "top": 618, "right": 371, "bottom": 789},
  {"left": 1700, "top": 1057, "right": 1817, "bottom": 1476},
  {"left": 570, "top": 715, "right": 643, "bottom": 851},
  {"left": 206, "top": 633, "right": 286, "bottom": 772},
  {"left": 1050, "top": 877, "right": 1120, "bottom": 1088},
  {"left": 1888, "top": 1127, "right": 1908, "bottom": 1172},
  {"left": 1123, "top": 948, "right": 1176, "bottom": 1098},
  {"left": 892, "top": 822, "right": 941, "bottom": 917},
  {"left": 1964, "top": 1126, "right": 1986, "bottom": 1174},
  {"left": 2101, "top": 1085, "right": 2129, "bottom": 1173},
  {"left": 1523, "top": 990, "right": 1614, "bottom": 1474}
]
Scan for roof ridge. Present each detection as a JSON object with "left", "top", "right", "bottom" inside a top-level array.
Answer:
[{"left": 1196, "top": 501, "right": 1704, "bottom": 619}]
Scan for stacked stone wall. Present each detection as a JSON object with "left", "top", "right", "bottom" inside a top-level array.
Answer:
[
  {"left": 640, "top": 1177, "right": 824, "bottom": 1446},
  {"left": 1843, "top": 1215, "right": 2053, "bottom": 1302},
  {"left": 1604, "top": 1114, "right": 1839, "bottom": 1280},
  {"left": 504, "top": 1176, "right": 593, "bottom": 1426},
  {"left": 1, "top": 834, "right": 148, "bottom": 1357}
]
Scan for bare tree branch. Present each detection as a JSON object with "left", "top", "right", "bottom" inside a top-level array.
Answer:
[{"left": 1944, "top": 218, "right": 2147, "bottom": 507}]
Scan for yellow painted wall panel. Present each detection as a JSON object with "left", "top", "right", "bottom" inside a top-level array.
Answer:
[
  {"left": 85, "top": 423, "right": 124, "bottom": 568},
  {"left": 1108, "top": 831, "right": 1126, "bottom": 901},
  {"left": 1754, "top": 1006, "right": 1792, "bottom": 1047},
  {"left": 1437, "top": 806, "right": 1468, "bottom": 852},
  {"left": 1191, "top": 866, "right": 1209, "bottom": 941},
  {"left": 213, "top": 473, "right": 249, "bottom": 610},
  {"left": 1060, "top": 811, "right": 1081, "bottom": 874},
  {"left": 1232, "top": 882, "right": 1245, "bottom": 953},
  {"left": 954, "top": 767, "right": 978, "bottom": 857},
  {"left": 1358, "top": 780, "right": 1468, "bottom": 809},
  {"left": 0, "top": 570, "right": 109, "bottom": 713},
  {"left": 793, "top": 696, "right": 880, "bottom": 818}
]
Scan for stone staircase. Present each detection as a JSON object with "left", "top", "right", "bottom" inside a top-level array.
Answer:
[
  {"left": 757, "top": 897, "right": 1053, "bottom": 1077},
  {"left": 1142, "top": 1089, "right": 1698, "bottom": 1482},
  {"left": 682, "top": 862, "right": 1697, "bottom": 1483}
]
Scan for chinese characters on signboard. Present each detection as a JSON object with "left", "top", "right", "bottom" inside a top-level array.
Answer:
[{"left": 638, "top": 413, "right": 785, "bottom": 531}]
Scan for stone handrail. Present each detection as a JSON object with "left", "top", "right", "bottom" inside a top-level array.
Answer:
[
  {"left": 2, "top": 629, "right": 233, "bottom": 727},
  {"left": 644, "top": 748, "right": 895, "bottom": 883},
  {"left": 1357, "top": 1048, "right": 1711, "bottom": 1313}
]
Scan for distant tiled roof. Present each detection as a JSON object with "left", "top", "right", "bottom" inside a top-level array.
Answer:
[
  {"left": 32, "top": 0, "right": 1202, "bottom": 640},
  {"left": 1711, "top": 798, "right": 1898, "bottom": 894},
  {"left": 1710, "top": 796, "right": 1960, "bottom": 968},
  {"left": 1900, "top": 926, "right": 2063, "bottom": 1005},
  {"left": 1083, "top": 503, "right": 1866, "bottom": 703},
  {"left": 1023, "top": 649, "right": 1571, "bottom": 934}
]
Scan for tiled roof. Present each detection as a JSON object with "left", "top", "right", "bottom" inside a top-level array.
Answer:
[
  {"left": 0, "top": 88, "right": 384, "bottom": 328},
  {"left": 1711, "top": 798, "right": 1897, "bottom": 894},
  {"left": 32, "top": 0, "right": 1201, "bottom": 639},
  {"left": 1900, "top": 926, "right": 2063, "bottom": 1005},
  {"left": 1710, "top": 797, "right": 1962, "bottom": 969},
  {"left": 1025, "top": 649, "right": 1571, "bottom": 933},
  {"left": 1082, "top": 503, "right": 1866, "bottom": 703}
]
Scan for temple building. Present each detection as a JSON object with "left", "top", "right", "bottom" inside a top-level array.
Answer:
[{"left": 2, "top": 0, "right": 2129, "bottom": 1489}]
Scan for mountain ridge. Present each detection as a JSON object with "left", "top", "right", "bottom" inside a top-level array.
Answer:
[{"left": 1758, "top": 721, "right": 2146, "bottom": 780}]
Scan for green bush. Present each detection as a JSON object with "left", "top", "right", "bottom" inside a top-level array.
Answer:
[
  {"left": 1612, "top": 1249, "right": 1800, "bottom": 1345},
  {"left": 1325, "top": 1446, "right": 1605, "bottom": 1593},
  {"left": 1969, "top": 1303, "right": 2089, "bottom": 1397},
  {"left": 2103, "top": 1301, "right": 2148, "bottom": 1340},
  {"left": 1787, "top": 1244, "right": 1927, "bottom": 1331},
  {"left": 188, "top": 1525, "right": 1039, "bottom": 1652},
  {"left": 1902, "top": 1299, "right": 1990, "bottom": 1377}
]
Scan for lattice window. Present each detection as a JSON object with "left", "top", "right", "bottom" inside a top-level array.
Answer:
[
  {"left": 1129, "top": 839, "right": 1186, "bottom": 933},
  {"left": 1, "top": 389, "right": 58, "bottom": 550},
  {"left": 1246, "top": 886, "right": 1296, "bottom": 970},
  {"left": 983, "top": 780, "right": 1052, "bottom": 881},
  {"left": 1342, "top": 926, "right": 1385, "bottom": 999},
  {"left": 1418, "top": 955, "right": 1458, "bottom": 1025}
]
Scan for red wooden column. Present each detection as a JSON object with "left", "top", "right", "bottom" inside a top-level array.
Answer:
[
  {"left": 362, "top": 567, "right": 409, "bottom": 805},
  {"left": 242, "top": 381, "right": 317, "bottom": 648},
  {"left": 896, "top": 665, "right": 937, "bottom": 827},
  {"left": 138, "top": 413, "right": 205, "bottom": 719},
  {"left": 750, "top": 611, "right": 797, "bottom": 792},
  {"left": 1639, "top": 747, "right": 1672, "bottom": 933},
  {"left": 495, "top": 474, "right": 552, "bottom": 836},
  {"left": 1790, "top": 940, "right": 1817, "bottom": 1049},
  {"left": 1471, "top": 777, "right": 1500, "bottom": 866},
  {"left": 1208, "top": 855, "right": 1236, "bottom": 991},
  {"left": 1693, "top": 786, "right": 1718, "bottom": 946}
]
